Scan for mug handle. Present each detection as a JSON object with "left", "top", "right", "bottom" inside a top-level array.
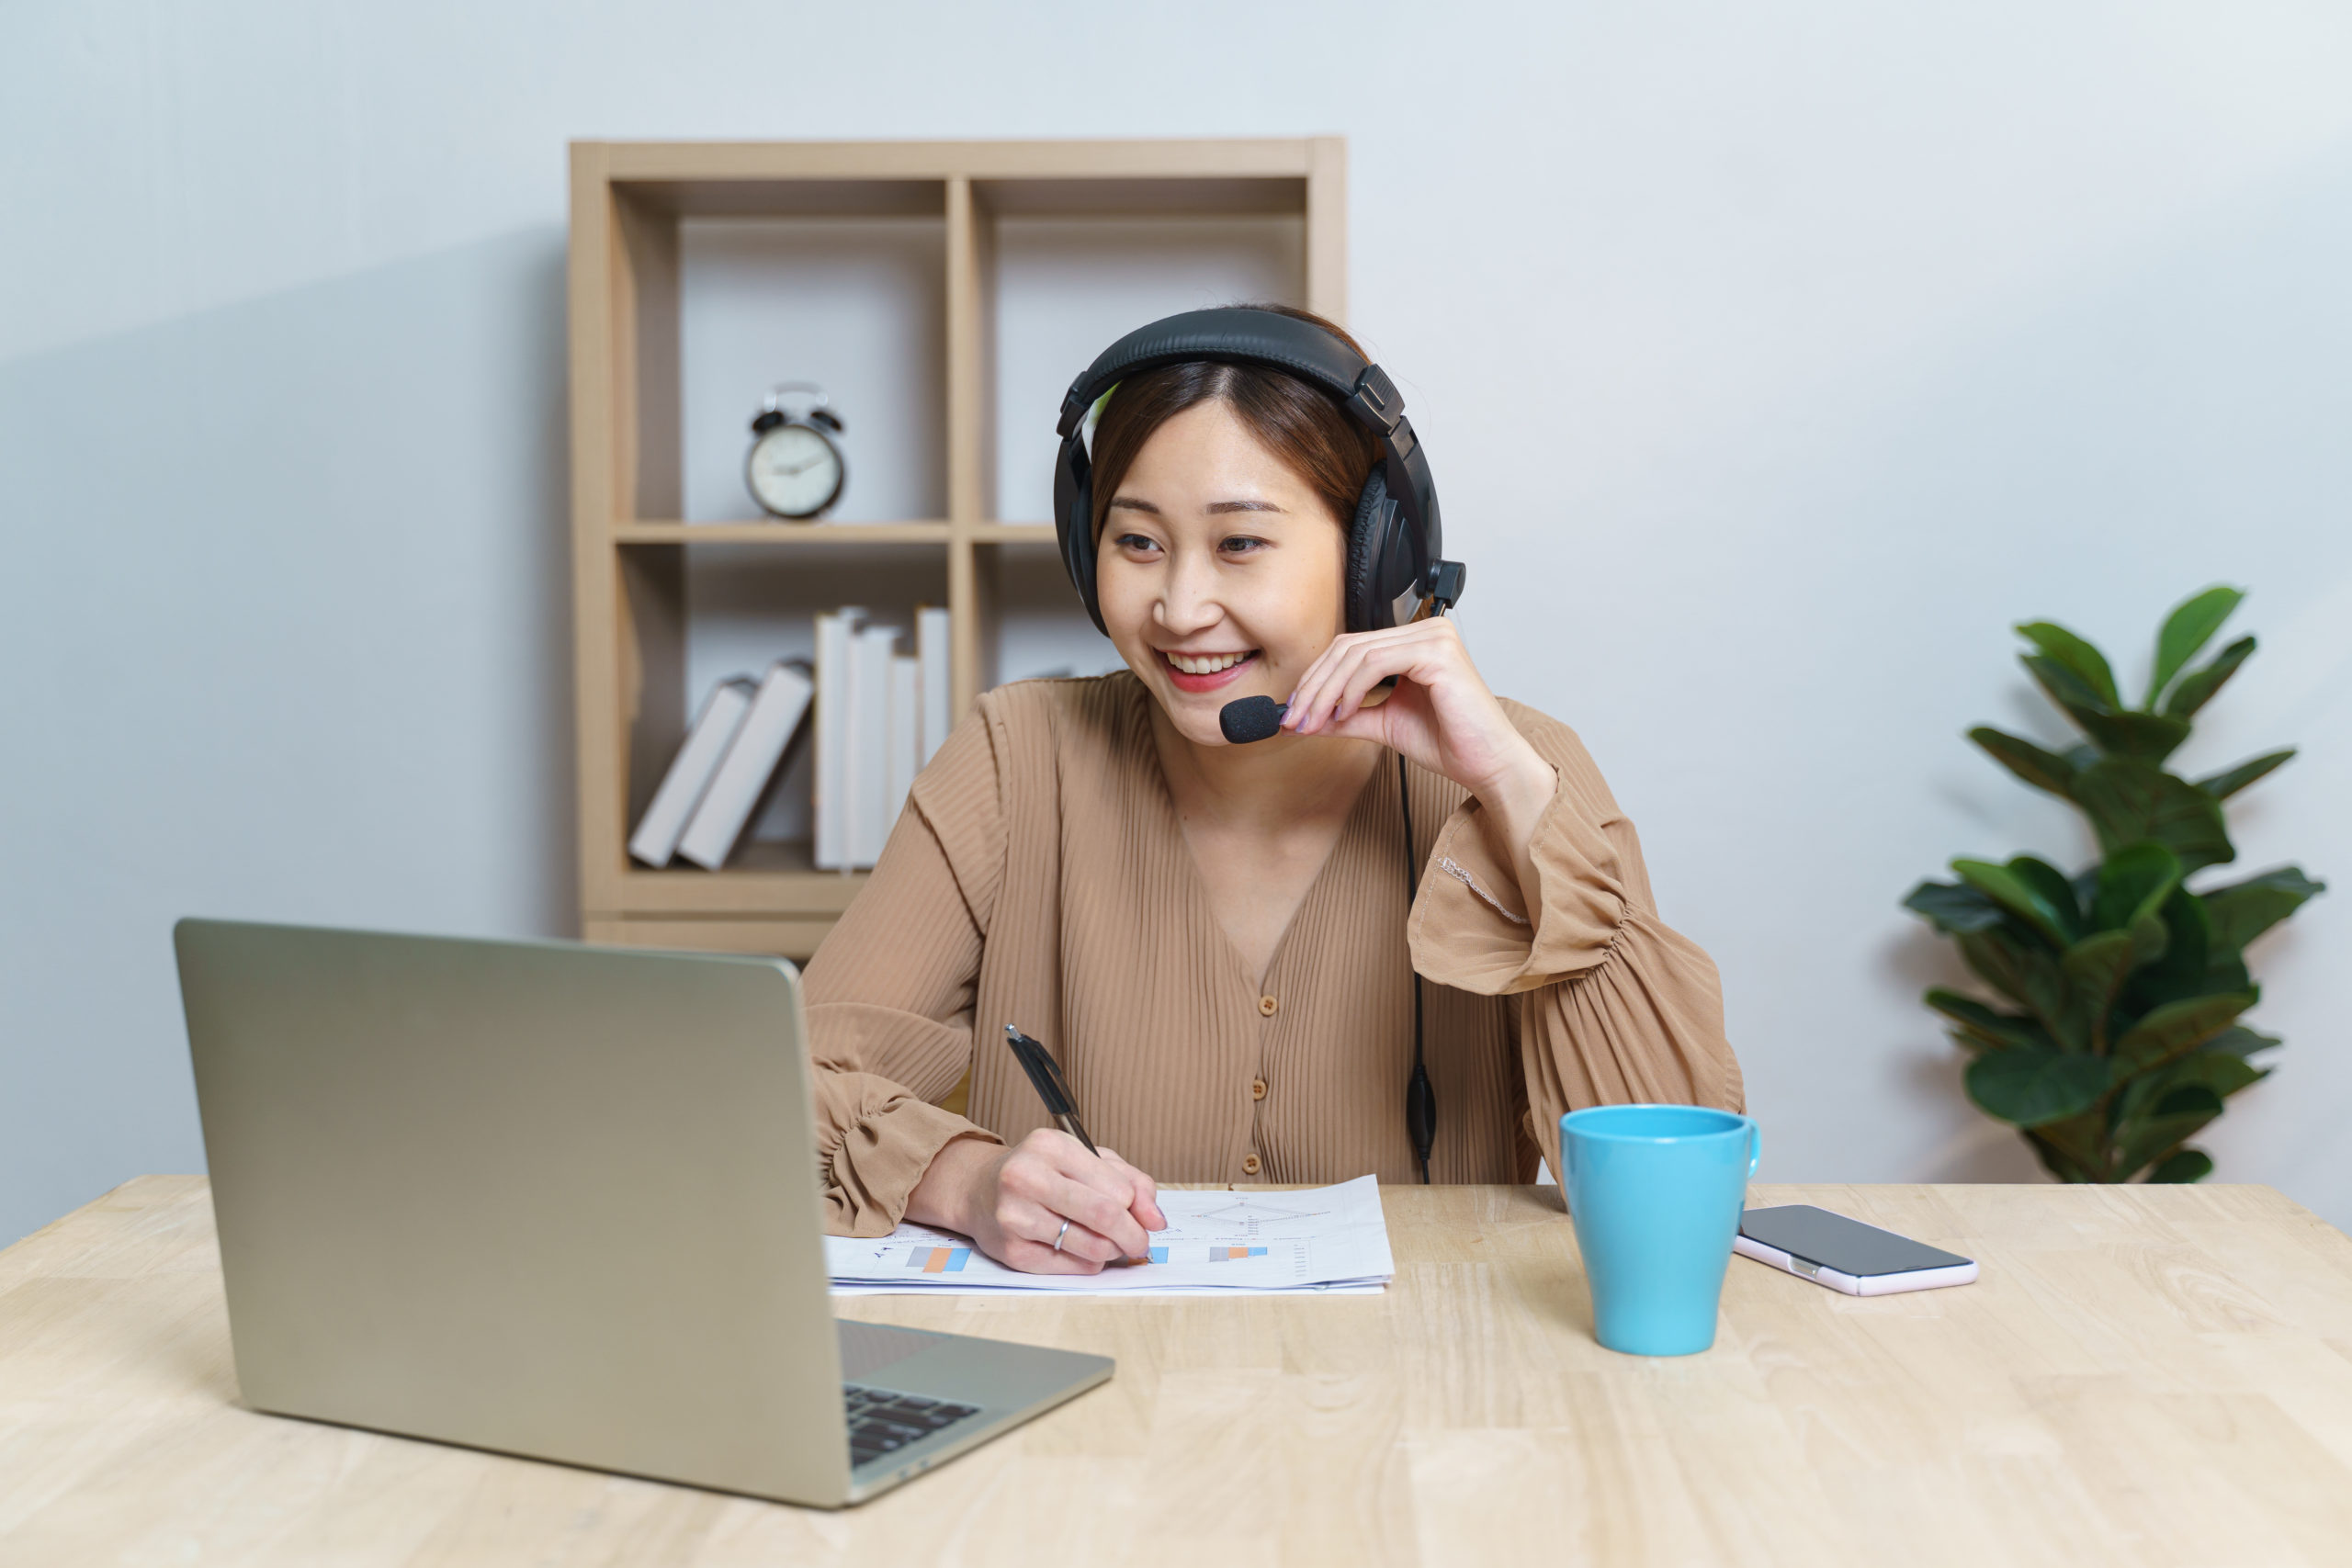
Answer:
[{"left": 1747, "top": 1123, "right": 1762, "bottom": 1179}]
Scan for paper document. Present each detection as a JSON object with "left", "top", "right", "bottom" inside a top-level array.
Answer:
[{"left": 826, "top": 1176, "right": 1393, "bottom": 1296}]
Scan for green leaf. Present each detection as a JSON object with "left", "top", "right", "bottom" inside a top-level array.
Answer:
[
  {"left": 2071, "top": 758, "right": 2234, "bottom": 873},
  {"left": 2017, "top": 621, "right": 2120, "bottom": 709},
  {"left": 1957, "top": 927, "right": 2071, "bottom": 1037},
  {"left": 1967, "top": 727, "right": 2081, "bottom": 797},
  {"left": 2126, "top": 886, "right": 2215, "bottom": 1011},
  {"left": 2011, "top": 857, "right": 2084, "bottom": 935},
  {"left": 2146, "top": 1148, "right": 2214, "bottom": 1183},
  {"left": 2026, "top": 1122, "right": 2105, "bottom": 1182},
  {"left": 2076, "top": 710, "right": 2193, "bottom": 763},
  {"left": 2088, "top": 842, "right": 2181, "bottom": 932},
  {"left": 2089, "top": 842, "right": 2179, "bottom": 976},
  {"left": 2197, "top": 749, "right": 2295, "bottom": 800},
  {"left": 1966, "top": 1048, "right": 2112, "bottom": 1127},
  {"left": 2148, "top": 586, "right": 2244, "bottom": 706},
  {"left": 2200, "top": 1024, "right": 2282, "bottom": 1060},
  {"left": 2204, "top": 958, "right": 2256, "bottom": 998},
  {"left": 2032, "top": 1110, "right": 2113, "bottom": 1180},
  {"left": 2161, "top": 635, "right": 2255, "bottom": 720},
  {"left": 2112, "top": 991, "right": 2256, "bottom": 1076},
  {"left": 2022, "top": 654, "right": 2115, "bottom": 728},
  {"left": 2200, "top": 866, "right": 2324, "bottom": 958},
  {"left": 1952, "top": 858, "right": 2075, "bottom": 948},
  {"left": 2114, "top": 1086, "right": 2226, "bottom": 1179},
  {"left": 1925, "top": 989, "right": 2050, "bottom": 1053},
  {"left": 2165, "top": 1049, "right": 2269, "bottom": 1101},
  {"left": 1902, "top": 879, "right": 2007, "bottom": 935},
  {"left": 2154, "top": 1084, "right": 2225, "bottom": 1117},
  {"left": 2059, "top": 930, "right": 2137, "bottom": 1052}
]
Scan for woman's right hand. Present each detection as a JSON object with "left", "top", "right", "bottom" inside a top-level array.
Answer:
[{"left": 906, "top": 1130, "right": 1167, "bottom": 1274}]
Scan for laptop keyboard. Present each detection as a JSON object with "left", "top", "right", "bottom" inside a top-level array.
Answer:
[{"left": 843, "top": 1382, "right": 981, "bottom": 1468}]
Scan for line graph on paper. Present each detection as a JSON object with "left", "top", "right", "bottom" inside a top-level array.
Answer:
[{"left": 1178, "top": 1196, "right": 1330, "bottom": 1236}]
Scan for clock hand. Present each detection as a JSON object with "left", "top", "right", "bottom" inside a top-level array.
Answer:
[{"left": 768, "top": 455, "right": 828, "bottom": 477}]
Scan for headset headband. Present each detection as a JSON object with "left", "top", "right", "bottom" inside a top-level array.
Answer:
[{"left": 1057, "top": 312, "right": 1398, "bottom": 440}]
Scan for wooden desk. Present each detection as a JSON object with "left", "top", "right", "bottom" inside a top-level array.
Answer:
[{"left": 5, "top": 1179, "right": 2351, "bottom": 1566}]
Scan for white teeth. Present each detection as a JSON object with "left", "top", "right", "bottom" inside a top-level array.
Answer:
[{"left": 1167, "top": 651, "right": 1250, "bottom": 675}]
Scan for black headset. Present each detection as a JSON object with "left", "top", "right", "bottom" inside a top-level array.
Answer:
[
  {"left": 1050, "top": 307, "right": 1467, "bottom": 1181},
  {"left": 1053, "top": 308, "right": 1464, "bottom": 637}
]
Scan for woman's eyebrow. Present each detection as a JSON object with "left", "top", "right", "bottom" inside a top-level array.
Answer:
[
  {"left": 1107, "top": 495, "right": 1160, "bottom": 514},
  {"left": 1206, "top": 499, "right": 1285, "bottom": 514}
]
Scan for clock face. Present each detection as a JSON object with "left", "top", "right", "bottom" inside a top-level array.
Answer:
[{"left": 746, "top": 423, "right": 844, "bottom": 518}]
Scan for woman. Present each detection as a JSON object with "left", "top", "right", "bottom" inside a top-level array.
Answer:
[{"left": 803, "top": 305, "right": 1743, "bottom": 1274}]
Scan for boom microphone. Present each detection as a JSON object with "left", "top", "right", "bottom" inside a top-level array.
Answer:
[{"left": 1218, "top": 696, "right": 1287, "bottom": 744}]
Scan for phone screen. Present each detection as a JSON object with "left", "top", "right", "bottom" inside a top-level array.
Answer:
[{"left": 1739, "top": 1205, "right": 1972, "bottom": 1277}]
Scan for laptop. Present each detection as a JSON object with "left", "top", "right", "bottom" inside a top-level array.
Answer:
[{"left": 173, "top": 918, "right": 1111, "bottom": 1507}]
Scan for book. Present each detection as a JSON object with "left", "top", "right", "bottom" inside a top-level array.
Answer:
[
  {"left": 628, "top": 676, "right": 758, "bottom": 867},
  {"left": 916, "top": 604, "right": 952, "bottom": 765},
  {"left": 676, "top": 660, "right": 815, "bottom": 871},
  {"left": 812, "top": 608, "right": 865, "bottom": 871},
  {"left": 848, "top": 623, "right": 900, "bottom": 867},
  {"left": 887, "top": 652, "right": 920, "bottom": 836}
]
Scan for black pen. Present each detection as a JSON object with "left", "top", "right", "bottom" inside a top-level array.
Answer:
[{"left": 1003, "top": 1025, "right": 1098, "bottom": 1155}]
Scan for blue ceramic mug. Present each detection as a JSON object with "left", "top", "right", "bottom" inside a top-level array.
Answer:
[{"left": 1559, "top": 1104, "right": 1760, "bottom": 1357}]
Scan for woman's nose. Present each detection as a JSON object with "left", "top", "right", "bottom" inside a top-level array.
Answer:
[{"left": 1156, "top": 551, "right": 1223, "bottom": 633}]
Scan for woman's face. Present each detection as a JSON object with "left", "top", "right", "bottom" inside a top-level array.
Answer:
[{"left": 1095, "top": 398, "right": 1347, "bottom": 748}]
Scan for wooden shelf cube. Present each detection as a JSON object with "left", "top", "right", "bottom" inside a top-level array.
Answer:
[{"left": 569, "top": 138, "right": 1347, "bottom": 958}]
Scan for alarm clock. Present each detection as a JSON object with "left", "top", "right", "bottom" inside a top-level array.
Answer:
[{"left": 744, "top": 382, "right": 846, "bottom": 520}]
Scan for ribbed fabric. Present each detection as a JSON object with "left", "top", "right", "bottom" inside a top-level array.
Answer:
[{"left": 801, "top": 673, "right": 1745, "bottom": 1236}]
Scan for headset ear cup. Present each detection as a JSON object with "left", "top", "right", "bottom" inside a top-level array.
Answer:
[
  {"left": 1054, "top": 435, "right": 1108, "bottom": 635},
  {"left": 1345, "top": 469, "right": 1397, "bottom": 632}
]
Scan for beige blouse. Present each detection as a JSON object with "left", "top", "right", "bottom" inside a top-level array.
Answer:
[{"left": 801, "top": 672, "right": 1743, "bottom": 1235}]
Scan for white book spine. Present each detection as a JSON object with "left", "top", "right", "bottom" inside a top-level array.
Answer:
[
  {"left": 676, "top": 660, "right": 815, "bottom": 871},
  {"left": 627, "top": 678, "right": 757, "bottom": 867},
  {"left": 916, "top": 604, "right": 953, "bottom": 764},
  {"left": 812, "top": 608, "right": 865, "bottom": 871},
  {"left": 887, "top": 653, "right": 920, "bottom": 832},
  {"left": 848, "top": 624, "right": 899, "bottom": 868}
]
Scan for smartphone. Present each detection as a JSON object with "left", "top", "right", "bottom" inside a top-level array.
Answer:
[{"left": 1735, "top": 1205, "right": 1978, "bottom": 1296}]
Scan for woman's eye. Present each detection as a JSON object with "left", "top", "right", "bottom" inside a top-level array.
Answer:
[
  {"left": 1219, "top": 536, "right": 1270, "bottom": 555},
  {"left": 1114, "top": 534, "right": 1161, "bottom": 554}
]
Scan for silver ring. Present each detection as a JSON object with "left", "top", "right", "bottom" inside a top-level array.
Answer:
[{"left": 1053, "top": 1219, "right": 1070, "bottom": 1253}]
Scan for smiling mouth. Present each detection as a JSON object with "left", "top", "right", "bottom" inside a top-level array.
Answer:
[{"left": 1157, "top": 648, "right": 1261, "bottom": 691}]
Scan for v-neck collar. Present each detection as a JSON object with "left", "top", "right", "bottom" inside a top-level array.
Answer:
[{"left": 1125, "top": 683, "right": 1394, "bottom": 995}]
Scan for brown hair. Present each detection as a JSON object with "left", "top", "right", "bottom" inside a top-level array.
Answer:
[{"left": 1086, "top": 304, "right": 1378, "bottom": 540}]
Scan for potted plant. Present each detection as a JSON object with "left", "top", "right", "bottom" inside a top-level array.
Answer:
[{"left": 1903, "top": 586, "right": 2324, "bottom": 1183}]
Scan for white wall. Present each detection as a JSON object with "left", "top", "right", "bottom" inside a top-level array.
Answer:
[{"left": 6, "top": 0, "right": 2349, "bottom": 1244}]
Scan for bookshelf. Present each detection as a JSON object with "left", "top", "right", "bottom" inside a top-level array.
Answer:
[{"left": 569, "top": 138, "right": 1348, "bottom": 957}]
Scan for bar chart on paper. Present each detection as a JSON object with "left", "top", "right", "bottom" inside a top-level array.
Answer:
[
  {"left": 880, "top": 1244, "right": 975, "bottom": 1274},
  {"left": 825, "top": 1177, "right": 1395, "bottom": 1296}
]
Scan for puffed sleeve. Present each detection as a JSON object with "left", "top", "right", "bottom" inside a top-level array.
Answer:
[
  {"left": 1405, "top": 701, "right": 1744, "bottom": 1176},
  {"left": 798, "top": 704, "right": 1011, "bottom": 1235}
]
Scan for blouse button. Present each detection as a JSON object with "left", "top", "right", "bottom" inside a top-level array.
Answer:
[
  {"left": 1242, "top": 1153, "right": 1262, "bottom": 1176},
  {"left": 1250, "top": 1077, "right": 1268, "bottom": 1101},
  {"left": 1258, "top": 994, "right": 1278, "bottom": 1017}
]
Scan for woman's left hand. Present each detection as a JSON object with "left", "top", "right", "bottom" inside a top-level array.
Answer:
[{"left": 1281, "top": 617, "right": 1555, "bottom": 827}]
